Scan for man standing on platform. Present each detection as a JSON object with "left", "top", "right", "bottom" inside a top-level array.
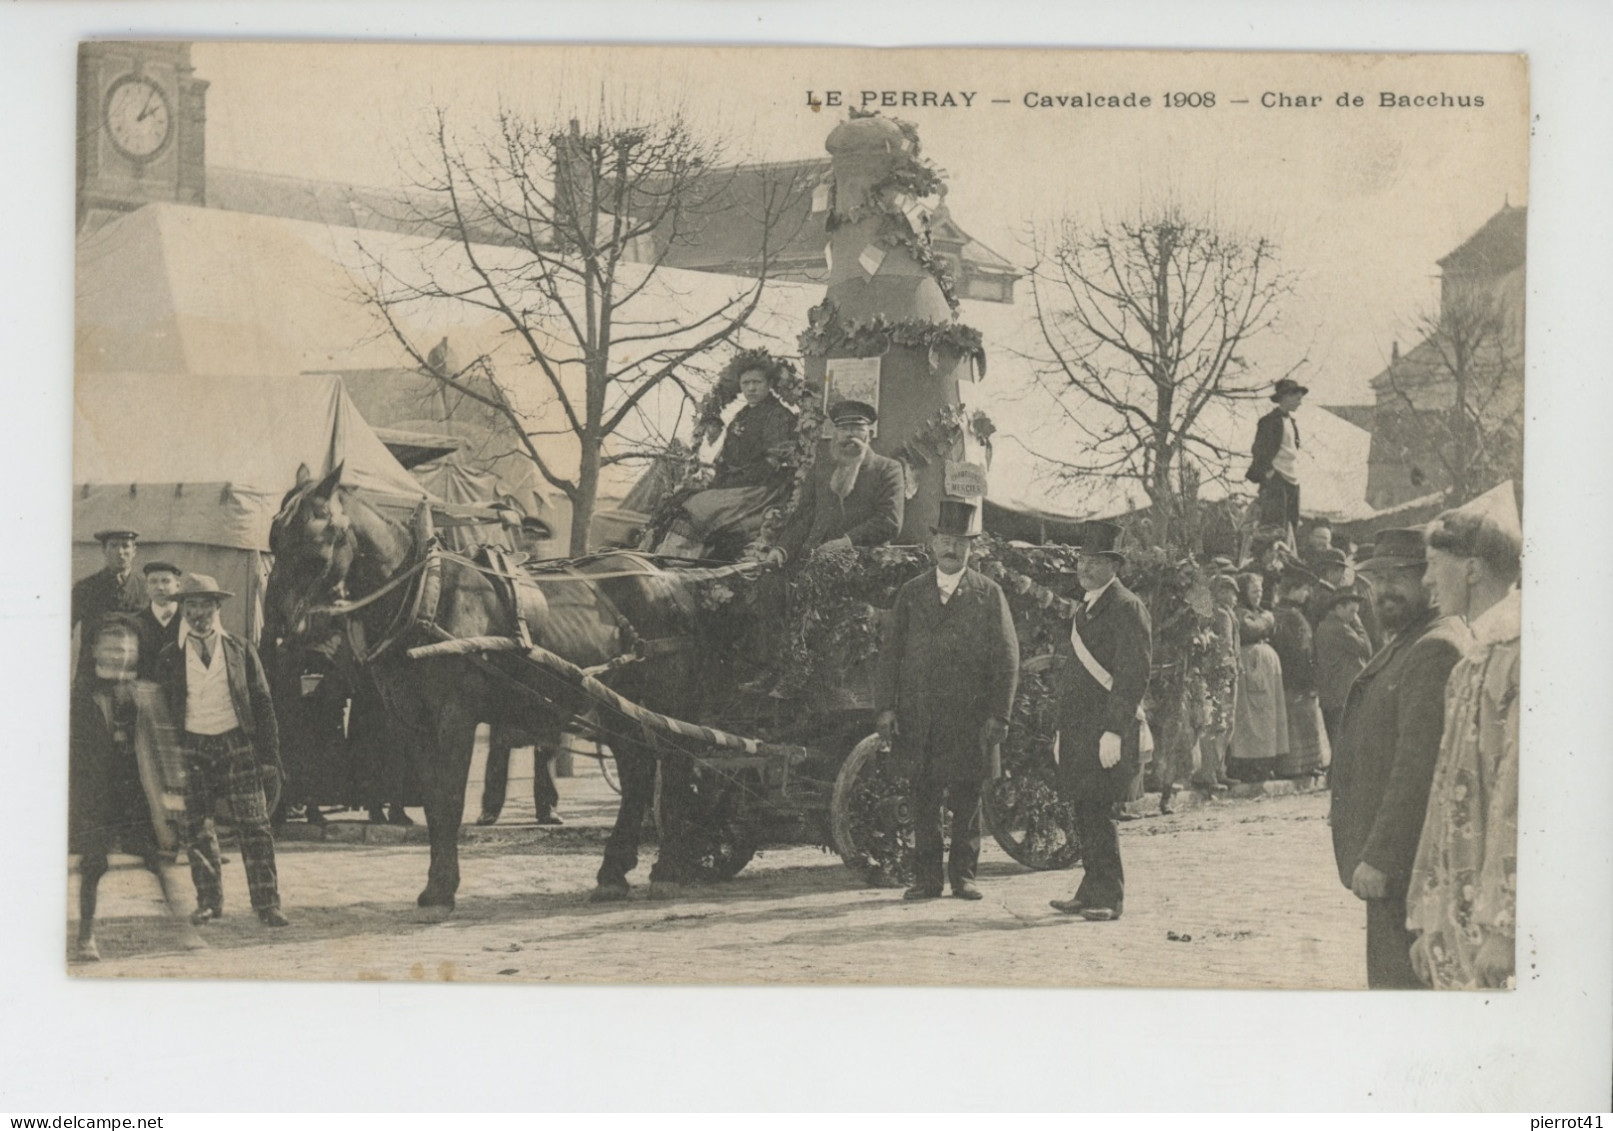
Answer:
[
  {"left": 1329, "top": 528, "right": 1470, "bottom": 987},
  {"left": 1245, "top": 378, "right": 1308, "bottom": 541},
  {"left": 1048, "top": 522, "right": 1152, "bottom": 922},
  {"left": 875, "top": 500, "right": 1019, "bottom": 902},
  {"left": 71, "top": 529, "right": 147, "bottom": 686},
  {"left": 155, "top": 574, "right": 290, "bottom": 928},
  {"left": 133, "top": 560, "right": 184, "bottom": 679}
]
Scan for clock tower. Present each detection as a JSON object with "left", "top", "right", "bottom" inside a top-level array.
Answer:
[{"left": 77, "top": 42, "right": 208, "bottom": 230}]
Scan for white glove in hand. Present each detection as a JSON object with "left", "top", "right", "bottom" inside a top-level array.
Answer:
[{"left": 1098, "top": 731, "right": 1123, "bottom": 769}]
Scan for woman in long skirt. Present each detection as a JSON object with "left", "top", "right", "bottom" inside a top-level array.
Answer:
[{"left": 1228, "top": 573, "right": 1289, "bottom": 782}]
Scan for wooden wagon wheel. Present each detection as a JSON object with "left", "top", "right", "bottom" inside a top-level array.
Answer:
[
  {"left": 830, "top": 733, "right": 944, "bottom": 888},
  {"left": 653, "top": 761, "right": 759, "bottom": 882},
  {"left": 982, "top": 729, "right": 1081, "bottom": 871}
]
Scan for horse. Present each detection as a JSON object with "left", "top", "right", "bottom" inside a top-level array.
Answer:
[{"left": 266, "top": 463, "right": 714, "bottom": 912}]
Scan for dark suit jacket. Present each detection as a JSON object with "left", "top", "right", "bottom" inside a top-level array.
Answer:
[
  {"left": 1329, "top": 610, "right": 1470, "bottom": 893},
  {"left": 71, "top": 568, "right": 147, "bottom": 683},
  {"left": 777, "top": 451, "right": 905, "bottom": 563},
  {"left": 155, "top": 633, "right": 283, "bottom": 772},
  {"left": 1246, "top": 407, "right": 1294, "bottom": 484},
  {"left": 134, "top": 605, "right": 182, "bottom": 680},
  {"left": 711, "top": 396, "right": 796, "bottom": 490},
  {"left": 874, "top": 568, "right": 1020, "bottom": 780},
  {"left": 1270, "top": 602, "right": 1317, "bottom": 696},
  {"left": 1052, "top": 580, "right": 1152, "bottom": 803}
]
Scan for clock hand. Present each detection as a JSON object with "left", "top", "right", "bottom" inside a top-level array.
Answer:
[{"left": 137, "top": 87, "right": 157, "bottom": 122}]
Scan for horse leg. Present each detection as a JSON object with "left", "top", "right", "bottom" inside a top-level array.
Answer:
[
  {"left": 73, "top": 852, "right": 108, "bottom": 961},
  {"left": 534, "top": 729, "right": 562, "bottom": 825},
  {"left": 648, "top": 747, "right": 693, "bottom": 895},
  {"left": 417, "top": 698, "right": 477, "bottom": 913},
  {"left": 593, "top": 737, "right": 656, "bottom": 900}
]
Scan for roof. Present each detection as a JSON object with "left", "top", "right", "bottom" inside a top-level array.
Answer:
[
  {"left": 1436, "top": 204, "right": 1526, "bottom": 278},
  {"left": 73, "top": 370, "right": 428, "bottom": 550}
]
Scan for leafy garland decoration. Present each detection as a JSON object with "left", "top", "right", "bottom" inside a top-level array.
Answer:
[{"left": 796, "top": 303, "right": 987, "bottom": 377}]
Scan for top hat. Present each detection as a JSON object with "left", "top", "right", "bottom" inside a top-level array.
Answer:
[
  {"left": 175, "top": 573, "right": 235, "bottom": 602},
  {"left": 1357, "top": 527, "right": 1428, "bottom": 573},
  {"left": 1270, "top": 378, "right": 1311, "bottom": 402},
  {"left": 828, "top": 399, "right": 878, "bottom": 427},
  {"left": 1077, "top": 520, "right": 1126, "bottom": 561},
  {"left": 142, "top": 560, "right": 182, "bottom": 576},
  {"left": 931, "top": 499, "right": 981, "bottom": 538},
  {"left": 93, "top": 528, "right": 140, "bottom": 543}
]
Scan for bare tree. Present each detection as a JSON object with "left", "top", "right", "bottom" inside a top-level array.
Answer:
[
  {"left": 1026, "top": 207, "right": 1303, "bottom": 547},
  {"left": 1382, "top": 283, "right": 1523, "bottom": 507},
  {"left": 355, "top": 108, "right": 808, "bottom": 554}
]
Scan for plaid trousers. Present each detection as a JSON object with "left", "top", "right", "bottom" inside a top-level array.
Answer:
[{"left": 182, "top": 729, "right": 280, "bottom": 913}]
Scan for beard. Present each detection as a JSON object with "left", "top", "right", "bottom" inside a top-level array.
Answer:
[{"left": 1375, "top": 588, "right": 1430, "bottom": 634}]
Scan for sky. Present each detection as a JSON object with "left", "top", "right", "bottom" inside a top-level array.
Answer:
[{"left": 192, "top": 43, "right": 1528, "bottom": 405}]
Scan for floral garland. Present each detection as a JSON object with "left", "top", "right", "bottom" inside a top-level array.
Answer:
[
  {"left": 796, "top": 303, "right": 987, "bottom": 377},
  {"left": 693, "top": 347, "right": 807, "bottom": 437}
]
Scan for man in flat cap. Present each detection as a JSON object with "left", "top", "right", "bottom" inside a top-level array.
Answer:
[
  {"left": 750, "top": 400, "right": 905, "bottom": 695},
  {"left": 1329, "top": 528, "right": 1470, "bottom": 987},
  {"left": 1048, "top": 521, "right": 1152, "bottom": 922},
  {"left": 1246, "top": 378, "right": 1309, "bottom": 542},
  {"left": 875, "top": 499, "right": 1019, "bottom": 902},
  {"left": 71, "top": 529, "right": 147, "bottom": 687},
  {"left": 154, "top": 574, "right": 290, "bottom": 928},
  {"left": 133, "top": 560, "right": 185, "bottom": 680}
]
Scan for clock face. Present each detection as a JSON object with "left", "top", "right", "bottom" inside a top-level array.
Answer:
[{"left": 104, "top": 75, "right": 173, "bottom": 161}]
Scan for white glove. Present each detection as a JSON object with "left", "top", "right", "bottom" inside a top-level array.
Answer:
[{"left": 1098, "top": 731, "right": 1123, "bottom": 769}]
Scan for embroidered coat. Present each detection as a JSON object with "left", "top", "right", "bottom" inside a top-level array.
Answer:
[{"left": 1407, "top": 589, "right": 1521, "bottom": 988}]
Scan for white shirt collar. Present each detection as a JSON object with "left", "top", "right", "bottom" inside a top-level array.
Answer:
[
  {"left": 1084, "top": 575, "right": 1118, "bottom": 609},
  {"left": 936, "top": 566, "right": 966, "bottom": 602},
  {"left": 151, "top": 602, "right": 177, "bottom": 627},
  {"left": 1469, "top": 586, "right": 1521, "bottom": 647}
]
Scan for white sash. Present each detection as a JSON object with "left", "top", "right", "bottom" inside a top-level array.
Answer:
[{"left": 1070, "top": 616, "right": 1155, "bottom": 754}]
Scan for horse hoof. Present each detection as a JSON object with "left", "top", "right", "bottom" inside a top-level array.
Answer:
[
  {"left": 589, "top": 882, "right": 631, "bottom": 903},
  {"left": 73, "top": 937, "right": 101, "bottom": 963},
  {"left": 416, "top": 891, "right": 456, "bottom": 914},
  {"left": 474, "top": 813, "right": 499, "bottom": 827}
]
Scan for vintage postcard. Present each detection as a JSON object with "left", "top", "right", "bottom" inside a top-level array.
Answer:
[{"left": 70, "top": 42, "right": 1528, "bottom": 990}]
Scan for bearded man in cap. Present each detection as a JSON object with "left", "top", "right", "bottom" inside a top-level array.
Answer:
[
  {"left": 154, "top": 574, "right": 290, "bottom": 928},
  {"left": 750, "top": 400, "right": 905, "bottom": 696},
  {"left": 1048, "top": 522, "right": 1152, "bottom": 921},
  {"left": 1408, "top": 488, "right": 1523, "bottom": 989},
  {"left": 71, "top": 529, "right": 147, "bottom": 686},
  {"left": 1329, "top": 528, "right": 1471, "bottom": 987},
  {"left": 1246, "top": 378, "right": 1309, "bottom": 540},
  {"left": 875, "top": 500, "right": 1020, "bottom": 901}
]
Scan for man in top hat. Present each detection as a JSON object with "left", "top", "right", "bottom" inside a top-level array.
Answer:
[
  {"left": 1329, "top": 528, "right": 1470, "bottom": 987},
  {"left": 134, "top": 560, "right": 185, "bottom": 680},
  {"left": 71, "top": 529, "right": 147, "bottom": 686},
  {"left": 875, "top": 499, "right": 1020, "bottom": 901},
  {"left": 1246, "top": 378, "right": 1309, "bottom": 539},
  {"left": 154, "top": 574, "right": 290, "bottom": 928},
  {"left": 1048, "top": 521, "right": 1152, "bottom": 921},
  {"left": 750, "top": 400, "right": 905, "bottom": 695},
  {"left": 1407, "top": 485, "right": 1523, "bottom": 989}
]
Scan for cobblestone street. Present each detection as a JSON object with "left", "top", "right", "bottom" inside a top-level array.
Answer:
[{"left": 70, "top": 757, "right": 1364, "bottom": 988}]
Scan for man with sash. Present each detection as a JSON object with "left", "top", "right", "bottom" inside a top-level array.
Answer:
[{"left": 1049, "top": 522, "right": 1152, "bottom": 921}]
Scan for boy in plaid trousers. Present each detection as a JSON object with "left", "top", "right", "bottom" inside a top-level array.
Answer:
[{"left": 155, "top": 574, "right": 289, "bottom": 927}]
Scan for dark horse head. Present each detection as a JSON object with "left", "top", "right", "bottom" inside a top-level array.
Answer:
[{"left": 265, "top": 461, "right": 362, "bottom": 652}]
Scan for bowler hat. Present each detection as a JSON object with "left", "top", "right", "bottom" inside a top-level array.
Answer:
[
  {"left": 1356, "top": 527, "right": 1427, "bottom": 573},
  {"left": 1270, "top": 378, "right": 1310, "bottom": 402},
  {"left": 1077, "top": 520, "right": 1126, "bottom": 561},
  {"left": 828, "top": 399, "right": 878, "bottom": 426},
  {"left": 142, "top": 560, "right": 182, "bottom": 576},
  {"left": 93, "top": 529, "right": 140, "bottom": 543},
  {"left": 175, "top": 573, "right": 234, "bottom": 602},
  {"left": 931, "top": 499, "right": 980, "bottom": 538}
]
